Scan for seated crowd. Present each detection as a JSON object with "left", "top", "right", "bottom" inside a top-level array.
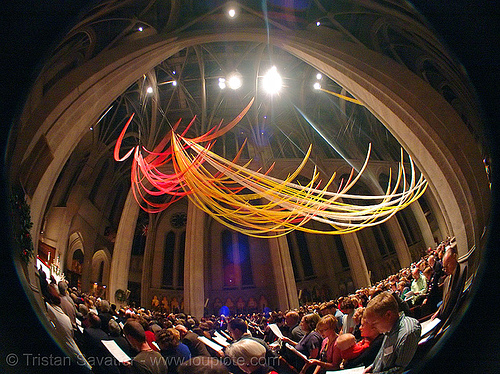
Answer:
[{"left": 37, "top": 237, "right": 465, "bottom": 374}]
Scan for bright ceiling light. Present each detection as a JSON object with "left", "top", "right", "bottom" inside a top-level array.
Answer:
[
  {"left": 219, "top": 78, "right": 226, "bottom": 90},
  {"left": 313, "top": 82, "right": 321, "bottom": 90},
  {"left": 262, "top": 66, "right": 282, "bottom": 95},
  {"left": 227, "top": 72, "right": 242, "bottom": 90},
  {"left": 228, "top": 8, "right": 236, "bottom": 18},
  {"left": 316, "top": 73, "right": 322, "bottom": 80},
  {"left": 146, "top": 86, "right": 153, "bottom": 94}
]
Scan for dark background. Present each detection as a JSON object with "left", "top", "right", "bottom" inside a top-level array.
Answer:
[{"left": 0, "top": 1, "right": 499, "bottom": 373}]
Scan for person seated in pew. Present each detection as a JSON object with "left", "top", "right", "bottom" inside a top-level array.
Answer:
[
  {"left": 341, "top": 317, "right": 383, "bottom": 370},
  {"left": 226, "top": 339, "right": 279, "bottom": 374},
  {"left": 420, "top": 254, "right": 444, "bottom": 316},
  {"left": 299, "top": 315, "right": 342, "bottom": 374},
  {"left": 340, "top": 296, "right": 359, "bottom": 334},
  {"left": 175, "top": 324, "right": 211, "bottom": 357},
  {"left": 226, "top": 318, "right": 277, "bottom": 361},
  {"left": 406, "top": 268, "right": 428, "bottom": 307},
  {"left": 281, "top": 313, "right": 323, "bottom": 373},
  {"left": 362, "top": 292, "right": 421, "bottom": 374},
  {"left": 123, "top": 320, "right": 168, "bottom": 374},
  {"left": 281, "top": 314, "right": 323, "bottom": 360},
  {"left": 155, "top": 327, "right": 191, "bottom": 373},
  {"left": 282, "top": 311, "right": 305, "bottom": 343},
  {"left": 431, "top": 244, "right": 467, "bottom": 325}
]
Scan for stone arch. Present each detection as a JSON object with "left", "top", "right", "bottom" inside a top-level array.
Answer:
[
  {"left": 64, "top": 232, "right": 85, "bottom": 288},
  {"left": 91, "top": 248, "right": 111, "bottom": 286},
  {"left": 66, "top": 231, "right": 84, "bottom": 271}
]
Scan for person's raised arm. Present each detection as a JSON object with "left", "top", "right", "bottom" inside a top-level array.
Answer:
[
  {"left": 307, "top": 358, "right": 339, "bottom": 372},
  {"left": 281, "top": 336, "right": 298, "bottom": 346}
]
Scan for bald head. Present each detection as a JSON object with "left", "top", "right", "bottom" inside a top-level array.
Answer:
[
  {"left": 175, "top": 324, "right": 188, "bottom": 338},
  {"left": 428, "top": 255, "right": 436, "bottom": 267},
  {"left": 285, "top": 311, "right": 300, "bottom": 327},
  {"left": 411, "top": 267, "right": 420, "bottom": 279},
  {"left": 443, "top": 246, "right": 458, "bottom": 275}
]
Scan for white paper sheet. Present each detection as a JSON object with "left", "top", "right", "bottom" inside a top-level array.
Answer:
[
  {"left": 198, "top": 336, "right": 224, "bottom": 352},
  {"left": 213, "top": 335, "right": 230, "bottom": 347},
  {"left": 285, "top": 343, "right": 309, "bottom": 362},
  {"left": 269, "top": 341, "right": 280, "bottom": 349},
  {"left": 219, "top": 330, "right": 232, "bottom": 341},
  {"left": 269, "top": 323, "right": 284, "bottom": 340},
  {"left": 101, "top": 340, "right": 131, "bottom": 363},
  {"left": 420, "top": 318, "right": 441, "bottom": 336},
  {"left": 214, "top": 331, "right": 227, "bottom": 342},
  {"left": 418, "top": 334, "right": 432, "bottom": 345}
]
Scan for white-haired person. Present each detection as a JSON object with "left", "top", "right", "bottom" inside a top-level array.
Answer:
[
  {"left": 226, "top": 338, "right": 278, "bottom": 374},
  {"left": 178, "top": 357, "right": 229, "bottom": 374}
]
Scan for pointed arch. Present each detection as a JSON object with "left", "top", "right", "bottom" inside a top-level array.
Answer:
[{"left": 91, "top": 248, "right": 112, "bottom": 286}]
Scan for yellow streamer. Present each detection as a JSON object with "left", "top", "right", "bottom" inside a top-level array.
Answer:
[
  {"left": 320, "top": 88, "right": 363, "bottom": 105},
  {"left": 117, "top": 98, "right": 428, "bottom": 238},
  {"left": 169, "top": 134, "right": 427, "bottom": 238}
]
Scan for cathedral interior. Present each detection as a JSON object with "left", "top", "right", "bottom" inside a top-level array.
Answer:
[{"left": 1, "top": 0, "right": 499, "bottom": 373}]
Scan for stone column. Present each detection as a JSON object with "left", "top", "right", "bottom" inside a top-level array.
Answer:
[
  {"left": 108, "top": 189, "right": 140, "bottom": 305},
  {"left": 80, "top": 235, "right": 96, "bottom": 293},
  {"left": 410, "top": 203, "right": 436, "bottom": 249},
  {"left": 385, "top": 218, "right": 413, "bottom": 267},
  {"left": 140, "top": 215, "right": 158, "bottom": 308},
  {"left": 342, "top": 233, "right": 371, "bottom": 288},
  {"left": 268, "top": 235, "right": 299, "bottom": 310},
  {"left": 183, "top": 201, "right": 205, "bottom": 319}
]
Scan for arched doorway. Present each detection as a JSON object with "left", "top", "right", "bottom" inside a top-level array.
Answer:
[
  {"left": 65, "top": 233, "right": 85, "bottom": 289},
  {"left": 90, "top": 248, "right": 111, "bottom": 298}
]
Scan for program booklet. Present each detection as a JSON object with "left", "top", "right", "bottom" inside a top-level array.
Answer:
[{"left": 101, "top": 340, "right": 131, "bottom": 363}]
